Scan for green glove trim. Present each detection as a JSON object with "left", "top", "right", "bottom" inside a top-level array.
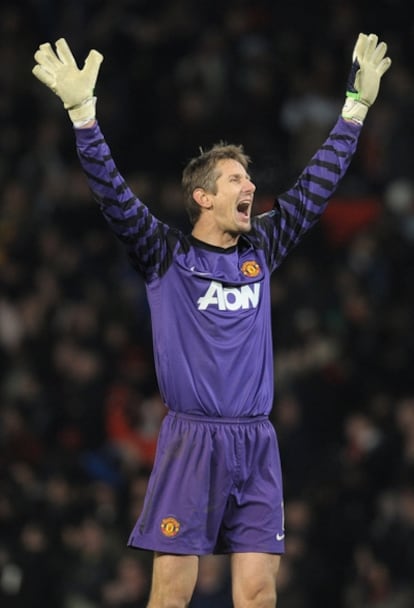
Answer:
[
  {"left": 346, "top": 91, "right": 361, "bottom": 101},
  {"left": 341, "top": 32, "right": 391, "bottom": 124}
]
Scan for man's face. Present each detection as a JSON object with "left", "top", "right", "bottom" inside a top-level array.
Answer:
[{"left": 207, "top": 158, "right": 256, "bottom": 235}]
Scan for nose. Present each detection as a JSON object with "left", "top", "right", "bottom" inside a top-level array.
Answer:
[{"left": 244, "top": 177, "right": 256, "bottom": 193}]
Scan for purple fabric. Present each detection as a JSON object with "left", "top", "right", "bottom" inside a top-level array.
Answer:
[
  {"left": 74, "top": 117, "right": 361, "bottom": 418},
  {"left": 128, "top": 412, "right": 285, "bottom": 555},
  {"left": 74, "top": 117, "right": 361, "bottom": 554}
]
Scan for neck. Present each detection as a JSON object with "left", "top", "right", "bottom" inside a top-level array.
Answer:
[{"left": 191, "top": 225, "right": 239, "bottom": 249}]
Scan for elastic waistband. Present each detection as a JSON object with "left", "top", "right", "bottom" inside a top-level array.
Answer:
[{"left": 167, "top": 410, "right": 269, "bottom": 425}]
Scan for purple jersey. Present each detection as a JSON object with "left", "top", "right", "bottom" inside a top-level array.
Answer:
[{"left": 74, "top": 118, "right": 361, "bottom": 417}]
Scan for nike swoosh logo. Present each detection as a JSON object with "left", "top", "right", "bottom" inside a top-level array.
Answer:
[
  {"left": 190, "top": 266, "right": 210, "bottom": 276},
  {"left": 276, "top": 533, "right": 285, "bottom": 541}
]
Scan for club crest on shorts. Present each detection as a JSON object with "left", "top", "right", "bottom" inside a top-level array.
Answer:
[
  {"left": 160, "top": 516, "right": 181, "bottom": 537},
  {"left": 241, "top": 260, "right": 261, "bottom": 277}
]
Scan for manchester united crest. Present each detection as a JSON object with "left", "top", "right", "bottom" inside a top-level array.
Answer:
[
  {"left": 160, "top": 516, "right": 181, "bottom": 537},
  {"left": 241, "top": 260, "right": 261, "bottom": 278}
]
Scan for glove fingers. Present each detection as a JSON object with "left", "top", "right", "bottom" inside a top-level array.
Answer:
[
  {"left": 377, "top": 56, "right": 392, "bottom": 77},
  {"left": 352, "top": 33, "right": 368, "bottom": 62},
  {"left": 55, "top": 38, "right": 78, "bottom": 67},
  {"left": 363, "top": 33, "right": 379, "bottom": 61},
  {"left": 83, "top": 50, "right": 104, "bottom": 81},
  {"left": 370, "top": 41, "right": 388, "bottom": 67},
  {"left": 34, "top": 44, "right": 61, "bottom": 71},
  {"left": 32, "top": 64, "right": 56, "bottom": 89}
]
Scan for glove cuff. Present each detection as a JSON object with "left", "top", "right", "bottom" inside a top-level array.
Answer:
[
  {"left": 68, "top": 97, "right": 97, "bottom": 126},
  {"left": 341, "top": 98, "right": 368, "bottom": 124}
]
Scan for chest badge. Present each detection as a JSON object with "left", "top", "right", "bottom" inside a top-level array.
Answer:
[{"left": 241, "top": 260, "right": 261, "bottom": 278}]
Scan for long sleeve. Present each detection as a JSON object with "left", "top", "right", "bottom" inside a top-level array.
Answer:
[
  {"left": 250, "top": 116, "right": 362, "bottom": 272},
  {"left": 74, "top": 122, "right": 180, "bottom": 283}
]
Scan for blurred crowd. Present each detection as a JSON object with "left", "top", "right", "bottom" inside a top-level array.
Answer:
[{"left": 1, "top": 0, "right": 414, "bottom": 606}]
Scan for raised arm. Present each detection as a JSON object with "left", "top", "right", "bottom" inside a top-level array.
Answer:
[
  {"left": 32, "top": 38, "right": 177, "bottom": 282},
  {"left": 252, "top": 32, "right": 392, "bottom": 272}
]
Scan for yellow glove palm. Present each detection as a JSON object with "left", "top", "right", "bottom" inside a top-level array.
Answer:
[
  {"left": 342, "top": 33, "right": 391, "bottom": 124},
  {"left": 33, "top": 38, "right": 103, "bottom": 125}
]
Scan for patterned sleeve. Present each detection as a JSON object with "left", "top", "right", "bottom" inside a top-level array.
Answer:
[
  {"left": 250, "top": 117, "right": 362, "bottom": 272},
  {"left": 74, "top": 122, "right": 177, "bottom": 282}
]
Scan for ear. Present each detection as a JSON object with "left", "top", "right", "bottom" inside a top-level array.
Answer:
[{"left": 193, "top": 188, "right": 213, "bottom": 210}]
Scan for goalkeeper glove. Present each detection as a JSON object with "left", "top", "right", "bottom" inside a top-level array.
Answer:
[
  {"left": 342, "top": 32, "right": 391, "bottom": 124},
  {"left": 32, "top": 38, "right": 103, "bottom": 127}
]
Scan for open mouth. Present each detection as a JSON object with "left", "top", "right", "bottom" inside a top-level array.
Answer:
[{"left": 236, "top": 201, "right": 251, "bottom": 218}]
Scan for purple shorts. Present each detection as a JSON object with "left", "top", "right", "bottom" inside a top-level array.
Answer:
[{"left": 128, "top": 411, "right": 285, "bottom": 555}]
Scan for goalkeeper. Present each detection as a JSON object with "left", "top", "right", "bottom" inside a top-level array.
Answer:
[{"left": 33, "top": 33, "right": 390, "bottom": 608}]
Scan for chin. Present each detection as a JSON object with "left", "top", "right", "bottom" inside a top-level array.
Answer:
[
  {"left": 228, "top": 219, "right": 251, "bottom": 237},
  {"left": 238, "top": 221, "right": 252, "bottom": 233}
]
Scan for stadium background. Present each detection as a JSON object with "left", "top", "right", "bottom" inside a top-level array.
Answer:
[{"left": 1, "top": 0, "right": 414, "bottom": 606}]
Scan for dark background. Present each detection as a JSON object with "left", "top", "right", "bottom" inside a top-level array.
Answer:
[{"left": 1, "top": 1, "right": 414, "bottom": 606}]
